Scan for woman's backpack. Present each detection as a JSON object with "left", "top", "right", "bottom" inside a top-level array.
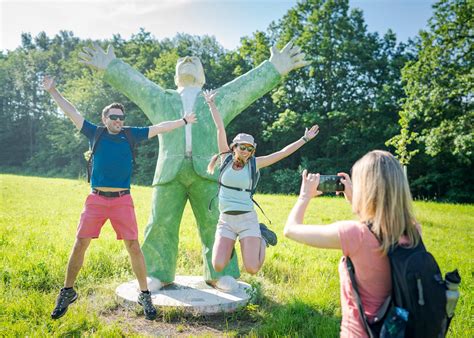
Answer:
[{"left": 346, "top": 238, "right": 460, "bottom": 337}]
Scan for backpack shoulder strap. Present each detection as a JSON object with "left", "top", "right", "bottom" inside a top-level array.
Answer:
[
  {"left": 122, "top": 127, "right": 137, "bottom": 162},
  {"left": 87, "top": 126, "right": 106, "bottom": 183},
  {"left": 219, "top": 153, "right": 233, "bottom": 173},
  {"left": 218, "top": 155, "right": 255, "bottom": 193},
  {"left": 249, "top": 156, "right": 260, "bottom": 195},
  {"left": 346, "top": 256, "right": 376, "bottom": 338},
  {"left": 91, "top": 126, "right": 106, "bottom": 154},
  {"left": 208, "top": 153, "right": 233, "bottom": 211},
  {"left": 247, "top": 156, "right": 271, "bottom": 224}
]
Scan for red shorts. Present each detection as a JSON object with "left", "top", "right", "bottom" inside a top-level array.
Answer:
[{"left": 76, "top": 193, "right": 138, "bottom": 240}]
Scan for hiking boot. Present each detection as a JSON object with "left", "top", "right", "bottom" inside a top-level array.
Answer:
[
  {"left": 138, "top": 291, "right": 157, "bottom": 320},
  {"left": 51, "top": 287, "right": 78, "bottom": 319},
  {"left": 259, "top": 223, "right": 277, "bottom": 247}
]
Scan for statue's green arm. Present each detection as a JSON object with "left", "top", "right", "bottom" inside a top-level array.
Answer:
[
  {"left": 104, "top": 59, "right": 166, "bottom": 123},
  {"left": 215, "top": 61, "right": 281, "bottom": 126}
]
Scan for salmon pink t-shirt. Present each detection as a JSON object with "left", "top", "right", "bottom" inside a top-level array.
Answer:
[{"left": 337, "top": 221, "right": 391, "bottom": 338}]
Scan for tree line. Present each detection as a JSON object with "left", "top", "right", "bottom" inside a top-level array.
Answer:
[{"left": 1, "top": 0, "right": 471, "bottom": 202}]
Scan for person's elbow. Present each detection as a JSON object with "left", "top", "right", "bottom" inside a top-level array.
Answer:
[{"left": 283, "top": 221, "right": 296, "bottom": 239}]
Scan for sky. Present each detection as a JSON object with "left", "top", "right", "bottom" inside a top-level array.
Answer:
[{"left": 0, "top": 0, "right": 435, "bottom": 52}]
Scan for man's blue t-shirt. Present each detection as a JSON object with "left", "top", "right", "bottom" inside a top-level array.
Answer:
[{"left": 81, "top": 120, "right": 149, "bottom": 188}]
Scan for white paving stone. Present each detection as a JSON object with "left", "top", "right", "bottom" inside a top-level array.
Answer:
[{"left": 116, "top": 275, "right": 252, "bottom": 314}]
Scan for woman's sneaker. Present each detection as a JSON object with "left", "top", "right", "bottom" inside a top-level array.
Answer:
[
  {"left": 138, "top": 291, "right": 157, "bottom": 320},
  {"left": 259, "top": 223, "right": 277, "bottom": 247},
  {"left": 51, "top": 287, "right": 78, "bottom": 319}
]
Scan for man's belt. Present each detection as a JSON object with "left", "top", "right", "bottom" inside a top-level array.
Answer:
[{"left": 92, "top": 189, "right": 130, "bottom": 197}]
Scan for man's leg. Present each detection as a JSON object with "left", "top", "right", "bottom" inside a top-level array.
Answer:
[
  {"left": 124, "top": 239, "right": 157, "bottom": 320},
  {"left": 141, "top": 181, "right": 187, "bottom": 283},
  {"left": 65, "top": 237, "right": 92, "bottom": 287},
  {"left": 123, "top": 239, "right": 148, "bottom": 291},
  {"left": 188, "top": 177, "right": 240, "bottom": 281},
  {"left": 51, "top": 237, "right": 91, "bottom": 319}
]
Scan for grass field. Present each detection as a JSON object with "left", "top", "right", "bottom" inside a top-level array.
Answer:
[{"left": 0, "top": 174, "right": 472, "bottom": 337}]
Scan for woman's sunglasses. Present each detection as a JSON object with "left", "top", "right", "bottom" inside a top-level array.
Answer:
[
  {"left": 108, "top": 114, "right": 126, "bottom": 121},
  {"left": 238, "top": 144, "right": 255, "bottom": 152}
]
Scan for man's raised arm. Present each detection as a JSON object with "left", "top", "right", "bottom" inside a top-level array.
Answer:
[
  {"left": 43, "top": 76, "right": 84, "bottom": 130},
  {"left": 79, "top": 43, "right": 166, "bottom": 123},
  {"left": 216, "top": 39, "right": 310, "bottom": 126}
]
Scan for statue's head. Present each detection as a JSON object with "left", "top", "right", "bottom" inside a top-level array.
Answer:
[{"left": 174, "top": 56, "right": 205, "bottom": 88}]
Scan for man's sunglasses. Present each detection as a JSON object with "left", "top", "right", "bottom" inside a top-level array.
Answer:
[
  {"left": 108, "top": 114, "right": 125, "bottom": 121},
  {"left": 238, "top": 144, "right": 255, "bottom": 152}
]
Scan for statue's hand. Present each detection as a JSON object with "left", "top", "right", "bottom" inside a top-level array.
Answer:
[
  {"left": 78, "top": 43, "right": 116, "bottom": 71},
  {"left": 269, "top": 39, "right": 310, "bottom": 76}
]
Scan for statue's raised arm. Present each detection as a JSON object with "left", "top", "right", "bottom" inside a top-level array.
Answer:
[
  {"left": 216, "top": 39, "right": 310, "bottom": 126},
  {"left": 79, "top": 43, "right": 167, "bottom": 123}
]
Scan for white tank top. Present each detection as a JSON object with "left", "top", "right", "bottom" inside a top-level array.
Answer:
[{"left": 218, "top": 162, "right": 254, "bottom": 213}]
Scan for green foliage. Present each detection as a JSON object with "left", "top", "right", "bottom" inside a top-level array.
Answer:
[
  {"left": 387, "top": 0, "right": 473, "bottom": 200},
  {"left": 243, "top": 0, "right": 416, "bottom": 196},
  {"left": 1, "top": 174, "right": 472, "bottom": 336},
  {"left": 0, "top": 0, "right": 471, "bottom": 202}
]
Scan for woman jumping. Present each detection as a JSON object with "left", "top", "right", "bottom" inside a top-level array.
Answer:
[{"left": 204, "top": 89, "right": 319, "bottom": 276}]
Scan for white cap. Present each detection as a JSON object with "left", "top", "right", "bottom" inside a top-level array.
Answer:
[{"left": 232, "top": 133, "right": 256, "bottom": 147}]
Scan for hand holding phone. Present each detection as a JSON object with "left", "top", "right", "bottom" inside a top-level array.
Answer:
[{"left": 317, "top": 175, "right": 345, "bottom": 193}]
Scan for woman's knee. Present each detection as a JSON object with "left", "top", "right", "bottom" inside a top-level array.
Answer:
[
  {"left": 212, "top": 258, "right": 227, "bottom": 272},
  {"left": 244, "top": 263, "right": 261, "bottom": 275}
]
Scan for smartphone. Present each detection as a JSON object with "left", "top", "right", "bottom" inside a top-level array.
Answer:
[{"left": 318, "top": 175, "right": 345, "bottom": 193}]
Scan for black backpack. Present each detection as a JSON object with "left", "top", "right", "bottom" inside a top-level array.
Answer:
[
  {"left": 86, "top": 126, "right": 136, "bottom": 183},
  {"left": 388, "top": 240, "right": 449, "bottom": 337},
  {"left": 346, "top": 233, "right": 456, "bottom": 338}
]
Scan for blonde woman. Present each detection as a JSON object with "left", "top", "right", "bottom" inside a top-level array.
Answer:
[
  {"left": 204, "top": 90, "right": 319, "bottom": 278},
  {"left": 284, "top": 150, "right": 421, "bottom": 337}
]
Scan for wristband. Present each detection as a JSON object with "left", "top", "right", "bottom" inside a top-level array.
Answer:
[
  {"left": 301, "top": 136, "right": 309, "bottom": 143},
  {"left": 183, "top": 118, "right": 188, "bottom": 125}
]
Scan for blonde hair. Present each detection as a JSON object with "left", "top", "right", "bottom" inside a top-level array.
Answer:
[
  {"left": 351, "top": 150, "right": 420, "bottom": 254},
  {"left": 207, "top": 150, "right": 232, "bottom": 174}
]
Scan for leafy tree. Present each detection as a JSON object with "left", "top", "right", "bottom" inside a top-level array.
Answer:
[
  {"left": 387, "top": 0, "right": 473, "bottom": 201},
  {"left": 1, "top": 1, "right": 470, "bottom": 202},
  {"left": 243, "top": 0, "right": 411, "bottom": 193}
]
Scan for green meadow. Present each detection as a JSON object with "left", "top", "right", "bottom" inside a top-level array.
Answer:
[{"left": 0, "top": 174, "right": 472, "bottom": 337}]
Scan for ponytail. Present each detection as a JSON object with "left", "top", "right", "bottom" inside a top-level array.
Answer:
[{"left": 207, "top": 150, "right": 232, "bottom": 174}]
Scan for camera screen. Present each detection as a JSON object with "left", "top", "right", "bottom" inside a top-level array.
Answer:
[{"left": 318, "top": 175, "right": 344, "bottom": 193}]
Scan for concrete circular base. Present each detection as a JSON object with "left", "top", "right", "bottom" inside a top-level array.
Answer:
[{"left": 116, "top": 276, "right": 252, "bottom": 314}]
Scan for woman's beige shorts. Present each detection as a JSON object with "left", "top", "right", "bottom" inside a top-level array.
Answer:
[{"left": 216, "top": 210, "right": 261, "bottom": 240}]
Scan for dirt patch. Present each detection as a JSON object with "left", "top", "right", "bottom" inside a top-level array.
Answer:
[{"left": 100, "top": 306, "right": 260, "bottom": 337}]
